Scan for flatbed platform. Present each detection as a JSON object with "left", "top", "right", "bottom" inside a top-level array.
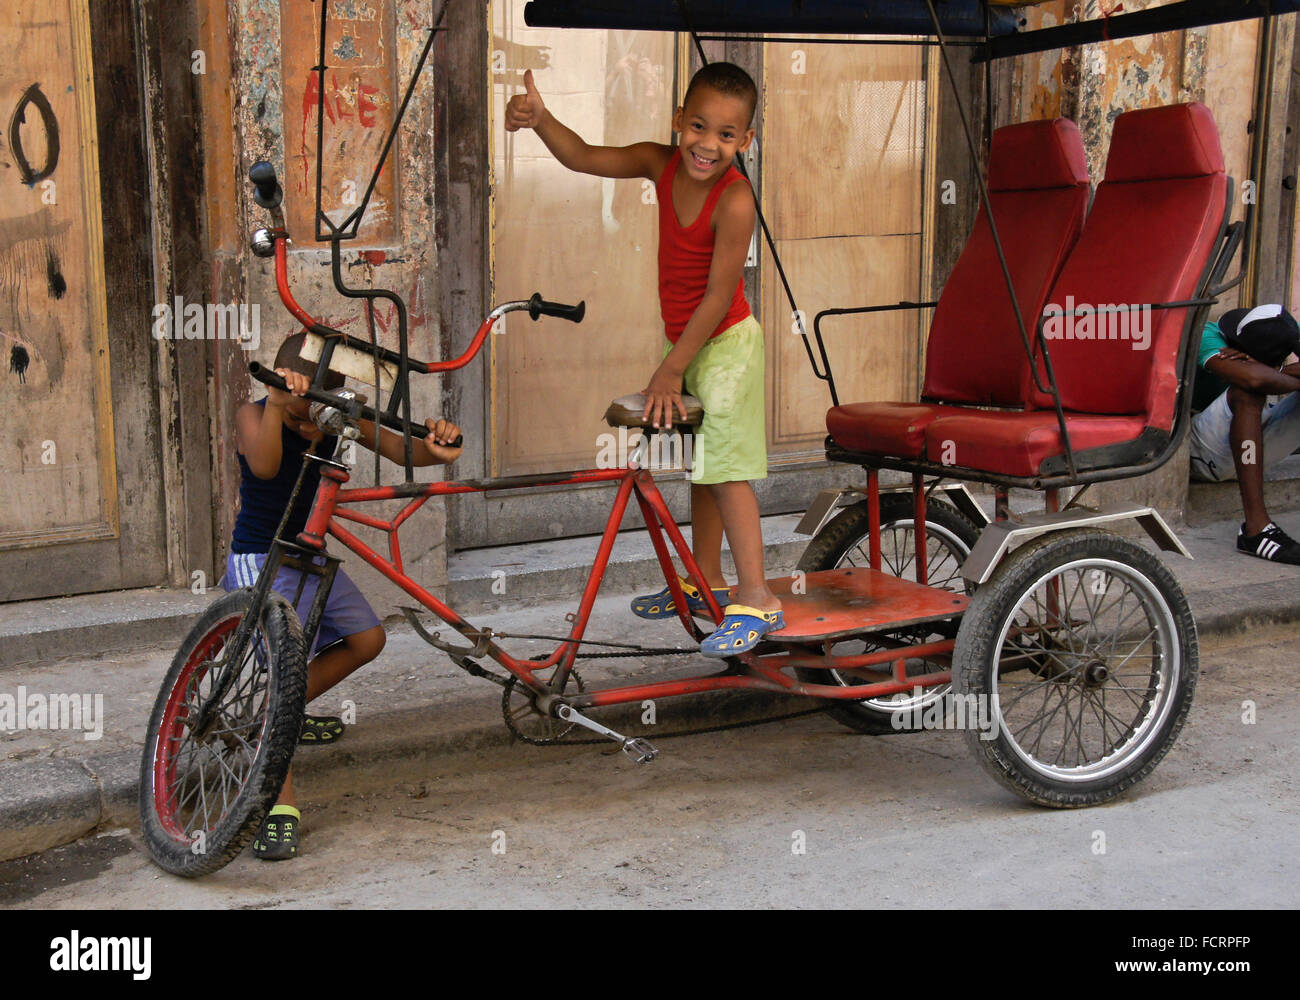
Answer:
[{"left": 720, "top": 567, "right": 968, "bottom": 642}]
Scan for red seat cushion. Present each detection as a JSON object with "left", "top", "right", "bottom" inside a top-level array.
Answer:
[
  {"left": 826, "top": 402, "right": 964, "bottom": 457},
  {"left": 924, "top": 410, "right": 1150, "bottom": 477}
]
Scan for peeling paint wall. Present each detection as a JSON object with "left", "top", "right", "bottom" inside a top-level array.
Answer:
[
  {"left": 1000, "top": 1, "right": 1257, "bottom": 189},
  {"left": 210, "top": 0, "right": 446, "bottom": 611}
]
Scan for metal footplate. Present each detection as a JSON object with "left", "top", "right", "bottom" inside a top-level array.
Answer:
[{"left": 554, "top": 705, "right": 659, "bottom": 763}]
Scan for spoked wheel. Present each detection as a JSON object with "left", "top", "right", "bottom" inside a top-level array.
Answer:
[
  {"left": 139, "top": 588, "right": 307, "bottom": 876},
  {"left": 794, "top": 495, "right": 980, "bottom": 733},
  {"left": 954, "top": 529, "right": 1197, "bottom": 807}
]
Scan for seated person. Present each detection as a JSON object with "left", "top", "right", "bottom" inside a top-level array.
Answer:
[{"left": 1189, "top": 304, "right": 1300, "bottom": 563}]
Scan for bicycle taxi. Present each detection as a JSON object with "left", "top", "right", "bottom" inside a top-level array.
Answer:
[{"left": 140, "top": 0, "right": 1284, "bottom": 875}]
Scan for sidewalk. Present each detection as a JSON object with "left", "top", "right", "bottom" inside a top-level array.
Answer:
[{"left": 1, "top": 511, "right": 1295, "bottom": 864}]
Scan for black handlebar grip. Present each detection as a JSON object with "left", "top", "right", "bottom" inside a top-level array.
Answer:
[
  {"left": 248, "top": 362, "right": 463, "bottom": 449},
  {"left": 527, "top": 292, "right": 586, "bottom": 324},
  {"left": 249, "top": 160, "right": 283, "bottom": 210}
]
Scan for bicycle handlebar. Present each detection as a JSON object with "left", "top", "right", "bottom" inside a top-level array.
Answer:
[
  {"left": 249, "top": 161, "right": 283, "bottom": 210},
  {"left": 248, "top": 363, "right": 465, "bottom": 449},
  {"left": 528, "top": 293, "right": 585, "bottom": 323}
]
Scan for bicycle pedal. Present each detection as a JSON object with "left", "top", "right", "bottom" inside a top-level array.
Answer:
[
  {"left": 556, "top": 704, "right": 658, "bottom": 763},
  {"left": 622, "top": 738, "right": 658, "bottom": 764}
]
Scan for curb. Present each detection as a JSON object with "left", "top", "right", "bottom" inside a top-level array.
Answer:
[{"left": 0, "top": 590, "right": 210, "bottom": 672}]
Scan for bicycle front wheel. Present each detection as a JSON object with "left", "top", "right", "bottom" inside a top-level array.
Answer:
[{"left": 139, "top": 588, "right": 307, "bottom": 876}]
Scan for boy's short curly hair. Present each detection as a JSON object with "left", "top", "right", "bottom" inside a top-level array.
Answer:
[{"left": 683, "top": 62, "right": 758, "bottom": 124}]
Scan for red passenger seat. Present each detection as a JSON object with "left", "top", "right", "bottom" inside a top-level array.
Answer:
[
  {"left": 922, "top": 103, "right": 1228, "bottom": 477},
  {"left": 826, "top": 118, "right": 1089, "bottom": 457}
]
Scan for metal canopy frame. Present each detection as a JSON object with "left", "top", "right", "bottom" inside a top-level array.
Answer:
[
  {"left": 304, "top": 0, "right": 449, "bottom": 482},
  {"left": 977, "top": 0, "right": 1290, "bottom": 62},
  {"left": 654, "top": 0, "right": 1264, "bottom": 483}
]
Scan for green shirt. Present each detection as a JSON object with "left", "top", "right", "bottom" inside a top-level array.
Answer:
[
  {"left": 1192, "top": 320, "right": 1229, "bottom": 412},
  {"left": 1197, "top": 320, "right": 1227, "bottom": 368}
]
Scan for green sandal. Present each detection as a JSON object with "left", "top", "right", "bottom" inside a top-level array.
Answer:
[
  {"left": 252, "top": 805, "right": 301, "bottom": 861},
  {"left": 631, "top": 576, "right": 730, "bottom": 620},
  {"left": 299, "top": 714, "right": 344, "bottom": 745}
]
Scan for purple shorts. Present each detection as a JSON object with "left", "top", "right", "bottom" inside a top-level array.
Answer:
[{"left": 222, "top": 551, "right": 380, "bottom": 657}]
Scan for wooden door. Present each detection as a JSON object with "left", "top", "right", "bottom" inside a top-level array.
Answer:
[
  {"left": 449, "top": 1, "right": 680, "bottom": 547},
  {"left": 0, "top": 0, "right": 168, "bottom": 601},
  {"left": 761, "top": 38, "right": 930, "bottom": 456},
  {"left": 451, "top": 15, "right": 934, "bottom": 549}
]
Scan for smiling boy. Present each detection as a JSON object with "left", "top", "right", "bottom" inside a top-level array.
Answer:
[{"left": 505, "top": 61, "right": 783, "bottom": 656}]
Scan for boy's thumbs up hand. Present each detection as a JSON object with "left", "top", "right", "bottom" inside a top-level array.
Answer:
[{"left": 505, "top": 69, "right": 548, "bottom": 132}]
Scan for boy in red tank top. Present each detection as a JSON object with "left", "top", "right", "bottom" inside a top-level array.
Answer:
[{"left": 506, "top": 62, "right": 783, "bottom": 655}]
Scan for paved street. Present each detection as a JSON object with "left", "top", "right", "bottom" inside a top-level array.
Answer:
[{"left": 2, "top": 624, "right": 1296, "bottom": 909}]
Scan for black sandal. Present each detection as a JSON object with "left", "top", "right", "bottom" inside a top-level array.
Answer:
[
  {"left": 299, "top": 714, "right": 345, "bottom": 745},
  {"left": 252, "top": 806, "right": 301, "bottom": 861}
]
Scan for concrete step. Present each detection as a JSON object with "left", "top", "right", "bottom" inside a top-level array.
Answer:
[{"left": 0, "top": 587, "right": 210, "bottom": 670}]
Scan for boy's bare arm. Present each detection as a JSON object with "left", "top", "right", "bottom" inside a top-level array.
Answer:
[
  {"left": 235, "top": 372, "right": 306, "bottom": 479},
  {"left": 643, "top": 184, "right": 756, "bottom": 427},
  {"left": 505, "top": 69, "right": 670, "bottom": 180},
  {"left": 357, "top": 418, "right": 464, "bottom": 467}
]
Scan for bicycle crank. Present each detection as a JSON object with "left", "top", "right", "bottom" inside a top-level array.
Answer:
[{"left": 554, "top": 704, "right": 659, "bottom": 764}]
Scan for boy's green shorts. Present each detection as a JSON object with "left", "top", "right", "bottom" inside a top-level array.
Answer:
[{"left": 663, "top": 314, "right": 768, "bottom": 485}]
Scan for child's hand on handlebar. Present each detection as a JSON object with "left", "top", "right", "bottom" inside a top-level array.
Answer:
[
  {"left": 504, "top": 70, "right": 548, "bottom": 132},
  {"left": 267, "top": 368, "right": 311, "bottom": 409},
  {"left": 423, "top": 418, "right": 464, "bottom": 464}
]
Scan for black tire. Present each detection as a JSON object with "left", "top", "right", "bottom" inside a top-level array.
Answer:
[
  {"left": 953, "top": 529, "right": 1197, "bottom": 808},
  {"left": 794, "top": 494, "right": 981, "bottom": 733},
  {"left": 139, "top": 588, "right": 307, "bottom": 876}
]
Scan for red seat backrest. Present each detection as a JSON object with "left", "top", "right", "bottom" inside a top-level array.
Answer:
[
  {"left": 922, "top": 118, "right": 1089, "bottom": 407},
  {"left": 1030, "top": 102, "right": 1228, "bottom": 427}
]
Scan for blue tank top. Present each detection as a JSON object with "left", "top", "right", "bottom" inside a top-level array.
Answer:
[{"left": 231, "top": 399, "right": 338, "bottom": 554}]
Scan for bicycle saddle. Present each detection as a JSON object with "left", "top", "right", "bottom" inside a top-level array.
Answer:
[{"left": 604, "top": 392, "right": 705, "bottom": 429}]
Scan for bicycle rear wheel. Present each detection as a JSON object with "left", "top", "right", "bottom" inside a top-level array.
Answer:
[{"left": 139, "top": 588, "right": 307, "bottom": 876}]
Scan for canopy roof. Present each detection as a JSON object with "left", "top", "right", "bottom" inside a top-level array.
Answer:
[
  {"left": 523, "top": 0, "right": 1300, "bottom": 58},
  {"left": 524, "top": 0, "right": 1016, "bottom": 37}
]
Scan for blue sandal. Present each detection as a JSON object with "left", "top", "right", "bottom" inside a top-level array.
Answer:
[
  {"left": 631, "top": 576, "right": 730, "bottom": 620},
  {"left": 700, "top": 605, "right": 786, "bottom": 658}
]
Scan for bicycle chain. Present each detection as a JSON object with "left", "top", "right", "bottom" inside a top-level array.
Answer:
[
  {"left": 446, "top": 631, "right": 830, "bottom": 749},
  {"left": 492, "top": 631, "right": 700, "bottom": 659},
  {"left": 534, "top": 705, "right": 831, "bottom": 750}
]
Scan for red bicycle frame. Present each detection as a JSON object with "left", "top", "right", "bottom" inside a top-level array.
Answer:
[{"left": 268, "top": 229, "right": 962, "bottom": 711}]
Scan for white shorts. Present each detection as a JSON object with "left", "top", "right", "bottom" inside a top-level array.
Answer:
[{"left": 1188, "top": 389, "right": 1300, "bottom": 482}]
